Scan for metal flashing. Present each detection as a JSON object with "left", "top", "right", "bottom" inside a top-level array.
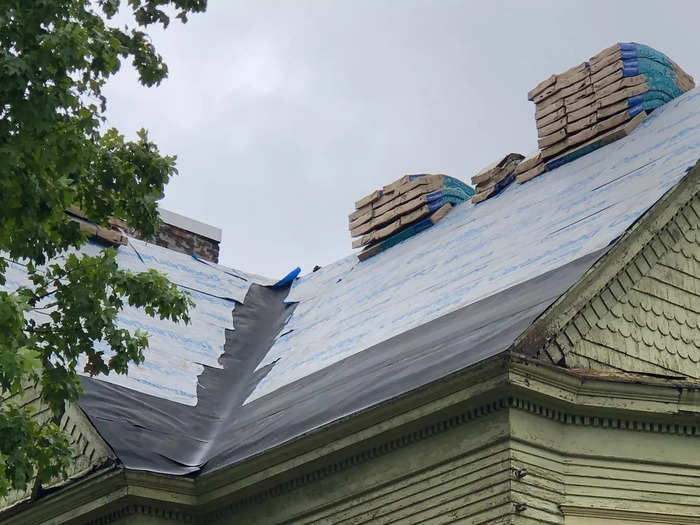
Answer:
[{"left": 158, "top": 207, "right": 223, "bottom": 242}]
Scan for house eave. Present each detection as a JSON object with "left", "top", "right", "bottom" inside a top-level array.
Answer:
[
  {"left": 0, "top": 466, "right": 199, "bottom": 525},
  {"left": 7, "top": 352, "right": 698, "bottom": 524},
  {"left": 197, "top": 352, "right": 700, "bottom": 506},
  {"left": 509, "top": 353, "right": 700, "bottom": 417}
]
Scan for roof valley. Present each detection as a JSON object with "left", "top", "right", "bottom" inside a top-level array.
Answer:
[{"left": 193, "top": 284, "right": 296, "bottom": 469}]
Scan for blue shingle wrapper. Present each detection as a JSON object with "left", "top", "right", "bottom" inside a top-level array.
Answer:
[
  {"left": 617, "top": 42, "right": 686, "bottom": 112},
  {"left": 546, "top": 110, "right": 646, "bottom": 172},
  {"left": 492, "top": 173, "right": 515, "bottom": 195},
  {"left": 357, "top": 189, "right": 472, "bottom": 260},
  {"left": 542, "top": 44, "right": 693, "bottom": 174},
  {"left": 407, "top": 174, "right": 475, "bottom": 197},
  {"left": 352, "top": 174, "right": 475, "bottom": 256}
]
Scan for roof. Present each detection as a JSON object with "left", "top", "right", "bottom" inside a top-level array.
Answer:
[
  {"left": 18, "top": 88, "right": 700, "bottom": 477},
  {"left": 247, "top": 88, "right": 700, "bottom": 403},
  {"left": 79, "top": 251, "right": 603, "bottom": 474},
  {"left": 3, "top": 237, "right": 271, "bottom": 406}
]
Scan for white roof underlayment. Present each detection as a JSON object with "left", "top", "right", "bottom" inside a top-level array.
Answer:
[
  {"left": 246, "top": 88, "right": 700, "bottom": 402},
  {"left": 3, "top": 238, "right": 271, "bottom": 405},
  {"left": 3, "top": 89, "right": 699, "bottom": 407}
]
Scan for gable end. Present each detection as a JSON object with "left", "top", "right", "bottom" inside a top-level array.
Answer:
[
  {"left": 565, "top": 216, "right": 700, "bottom": 377},
  {"left": 514, "top": 160, "right": 700, "bottom": 377}
]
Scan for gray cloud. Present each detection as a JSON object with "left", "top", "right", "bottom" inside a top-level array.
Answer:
[{"left": 103, "top": 0, "right": 700, "bottom": 278}]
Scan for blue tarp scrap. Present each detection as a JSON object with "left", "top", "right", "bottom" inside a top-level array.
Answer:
[
  {"left": 272, "top": 267, "right": 301, "bottom": 288},
  {"left": 358, "top": 206, "right": 449, "bottom": 261}
]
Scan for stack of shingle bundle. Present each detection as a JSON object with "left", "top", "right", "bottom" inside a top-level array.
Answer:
[
  {"left": 471, "top": 153, "right": 524, "bottom": 204},
  {"left": 530, "top": 61, "right": 593, "bottom": 165},
  {"left": 350, "top": 174, "right": 474, "bottom": 260},
  {"left": 514, "top": 151, "right": 544, "bottom": 184},
  {"left": 522, "top": 42, "right": 694, "bottom": 182}
]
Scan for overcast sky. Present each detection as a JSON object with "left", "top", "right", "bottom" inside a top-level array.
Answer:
[{"left": 103, "top": 0, "right": 700, "bottom": 278}]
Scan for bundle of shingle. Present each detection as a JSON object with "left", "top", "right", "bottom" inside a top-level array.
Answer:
[
  {"left": 521, "top": 42, "right": 694, "bottom": 183},
  {"left": 471, "top": 153, "right": 524, "bottom": 204},
  {"left": 350, "top": 174, "right": 474, "bottom": 260}
]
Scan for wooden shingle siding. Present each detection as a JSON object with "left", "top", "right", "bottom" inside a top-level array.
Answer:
[
  {"left": 0, "top": 390, "right": 114, "bottom": 511},
  {"left": 44, "top": 403, "right": 114, "bottom": 490},
  {"left": 0, "top": 385, "right": 51, "bottom": 509},
  {"left": 567, "top": 201, "right": 700, "bottom": 377}
]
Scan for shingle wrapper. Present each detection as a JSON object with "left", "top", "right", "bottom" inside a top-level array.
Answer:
[
  {"left": 520, "top": 42, "right": 695, "bottom": 183},
  {"left": 470, "top": 153, "right": 524, "bottom": 204},
  {"left": 349, "top": 174, "right": 475, "bottom": 260}
]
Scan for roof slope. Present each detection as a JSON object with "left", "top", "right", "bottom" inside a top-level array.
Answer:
[
  {"left": 247, "top": 88, "right": 700, "bottom": 402},
  {"left": 73, "top": 87, "right": 700, "bottom": 476},
  {"left": 3, "top": 237, "right": 272, "bottom": 405}
]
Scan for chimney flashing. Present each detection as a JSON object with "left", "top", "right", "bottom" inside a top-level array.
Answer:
[{"left": 158, "top": 207, "right": 222, "bottom": 242}]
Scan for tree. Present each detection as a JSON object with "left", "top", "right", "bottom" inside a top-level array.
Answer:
[{"left": 0, "top": 0, "right": 206, "bottom": 497}]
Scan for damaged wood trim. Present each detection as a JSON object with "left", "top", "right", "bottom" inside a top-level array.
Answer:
[{"left": 65, "top": 207, "right": 128, "bottom": 246}]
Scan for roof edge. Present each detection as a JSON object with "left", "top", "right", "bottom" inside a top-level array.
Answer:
[{"left": 194, "top": 352, "right": 700, "bottom": 509}]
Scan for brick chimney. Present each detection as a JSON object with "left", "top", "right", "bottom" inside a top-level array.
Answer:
[{"left": 137, "top": 208, "right": 222, "bottom": 263}]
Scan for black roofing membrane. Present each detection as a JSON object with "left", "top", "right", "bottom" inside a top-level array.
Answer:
[{"left": 79, "top": 249, "right": 605, "bottom": 476}]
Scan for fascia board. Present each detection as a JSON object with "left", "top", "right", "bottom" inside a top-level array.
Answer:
[
  {"left": 0, "top": 468, "right": 198, "bottom": 525},
  {"left": 508, "top": 354, "right": 700, "bottom": 417},
  {"left": 0, "top": 467, "right": 124, "bottom": 525}
]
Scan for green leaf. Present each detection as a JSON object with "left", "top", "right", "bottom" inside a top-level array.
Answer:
[
  {"left": 17, "top": 347, "right": 43, "bottom": 374},
  {"left": 0, "top": 0, "right": 205, "bottom": 497}
]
